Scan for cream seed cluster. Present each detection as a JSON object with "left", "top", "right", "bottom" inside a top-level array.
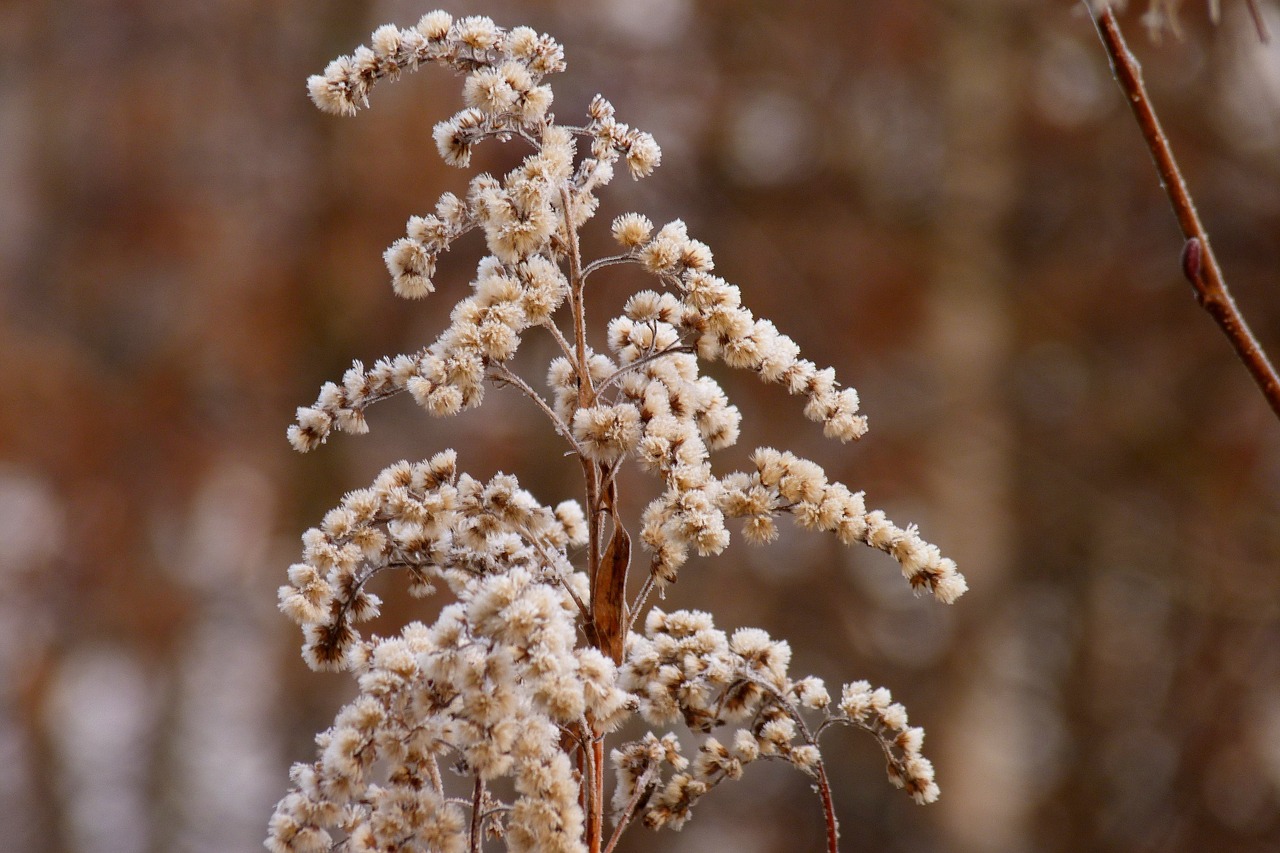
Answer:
[
  {"left": 610, "top": 609, "right": 940, "bottom": 834},
  {"left": 276, "top": 450, "right": 591, "bottom": 672},
  {"left": 271, "top": 10, "right": 964, "bottom": 853},
  {"left": 270, "top": 566, "right": 631, "bottom": 853}
]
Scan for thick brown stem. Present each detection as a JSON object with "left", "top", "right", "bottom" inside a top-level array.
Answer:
[
  {"left": 1088, "top": 5, "right": 1280, "bottom": 423},
  {"left": 562, "top": 186, "right": 595, "bottom": 410},
  {"left": 470, "top": 777, "right": 485, "bottom": 853},
  {"left": 575, "top": 719, "right": 601, "bottom": 853},
  {"left": 561, "top": 186, "right": 608, "bottom": 652}
]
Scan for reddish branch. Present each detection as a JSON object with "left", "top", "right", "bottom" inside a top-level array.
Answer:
[
  {"left": 815, "top": 760, "right": 840, "bottom": 853},
  {"left": 1088, "top": 4, "right": 1280, "bottom": 422}
]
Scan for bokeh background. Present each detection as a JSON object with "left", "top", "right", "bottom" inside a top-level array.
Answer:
[{"left": 3, "top": 0, "right": 1280, "bottom": 850}]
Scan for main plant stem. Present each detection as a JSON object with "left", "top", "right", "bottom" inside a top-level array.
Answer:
[
  {"left": 562, "top": 185, "right": 608, "bottom": 853},
  {"left": 562, "top": 185, "right": 605, "bottom": 615},
  {"left": 1088, "top": 4, "right": 1280, "bottom": 422},
  {"left": 470, "top": 778, "right": 485, "bottom": 853},
  {"left": 562, "top": 187, "right": 603, "bottom": 584}
]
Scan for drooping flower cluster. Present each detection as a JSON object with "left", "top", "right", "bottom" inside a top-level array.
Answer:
[
  {"left": 277, "top": 450, "right": 589, "bottom": 671},
  {"left": 273, "top": 10, "right": 965, "bottom": 852},
  {"left": 308, "top": 12, "right": 564, "bottom": 121},
  {"left": 610, "top": 609, "right": 938, "bottom": 833},
  {"left": 837, "top": 679, "right": 941, "bottom": 805},
  {"left": 720, "top": 448, "right": 967, "bottom": 602}
]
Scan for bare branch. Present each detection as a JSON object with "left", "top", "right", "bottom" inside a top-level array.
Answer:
[{"left": 1088, "top": 4, "right": 1280, "bottom": 423}]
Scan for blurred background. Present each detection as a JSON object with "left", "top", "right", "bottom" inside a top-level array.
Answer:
[{"left": 3, "top": 0, "right": 1280, "bottom": 850}]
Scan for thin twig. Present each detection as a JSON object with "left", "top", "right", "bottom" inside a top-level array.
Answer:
[
  {"left": 575, "top": 742, "right": 590, "bottom": 836},
  {"left": 487, "top": 361, "right": 586, "bottom": 455},
  {"left": 518, "top": 526, "right": 592, "bottom": 621},
  {"left": 627, "top": 573, "right": 657, "bottom": 632},
  {"left": 542, "top": 318, "right": 577, "bottom": 363},
  {"left": 425, "top": 754, "right": 444, "bottom": 797},
  {"left": 597, "top": 458, "right": 627, "bottom": 502},
  {"left": 1088, "top": 4, "right": 1280, "bottom": 422},
  {"left": 603, "top": 766, "right": 660, "bottom": 853},
  {"left": 479, "top": 804, "right": 512, "bottom": 821},
  {"left": 735, "top": 674, "right": 840, "bottom": 853},
  {"left": 596, "top": 344, "right": 697, "bottom": 395},
  {"left": 592, "top": 736, "right": 606, "bottom": 853},
  {"left": 582, "top": 253, "right": 638, "bottom": 279},
  {"left": 786, "top": 714, "right": 840, "bottom": 853}
]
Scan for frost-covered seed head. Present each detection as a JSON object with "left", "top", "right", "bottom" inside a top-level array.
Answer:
[{"left": 281, "top": 10, "right": 965, "bottom": 850}]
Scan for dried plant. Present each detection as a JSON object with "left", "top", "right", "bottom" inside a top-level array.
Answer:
[{"left": 267, "top": 11, "right": 966, "bottom": 853}]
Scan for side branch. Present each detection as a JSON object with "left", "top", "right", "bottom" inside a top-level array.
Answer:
[
  {"left": 597, "top": 344, "right": 697, "bottom": 395},
  {"left": 1088, "top": 5, "right": 1280, "bottom": 422},
  {"left": 603, "top": 765, "right": 658, "bottom": 853},
  {"left": 488, "top": 361, "right": 586, "bottom": 456}
]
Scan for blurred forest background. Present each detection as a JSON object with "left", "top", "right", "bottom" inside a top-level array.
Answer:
[{"left": 3, "top": 0, "right": 1280, "bottom": 851}]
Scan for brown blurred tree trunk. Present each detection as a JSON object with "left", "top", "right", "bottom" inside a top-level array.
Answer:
[
  {"left": 18, "top": 651, "right": 71, "bottom": 853},
  {"left": 926, "top": 3, "right": 1023, "bottom": 850}
]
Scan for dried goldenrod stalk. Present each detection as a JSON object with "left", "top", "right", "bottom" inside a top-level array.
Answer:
[{"left": 268, "top": 11, "right": 965, "bottom": 853}]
